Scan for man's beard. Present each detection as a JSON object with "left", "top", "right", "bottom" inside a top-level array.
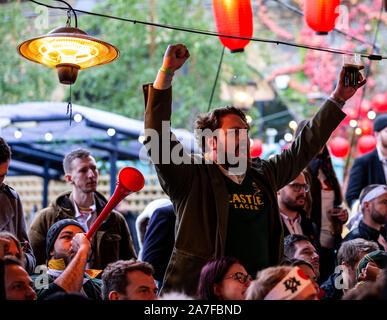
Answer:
[
  {"left": 283, "top": 195, "right": 305, "bottom": 211},
  {"left": 53, "top": 250, "right": 73, "bottom": 266},
  {"left": 370, "top": 205, "right": 387, "bottom": 225},
  {"left": 216, "top": 140, "right": 251, "bottom": 175}
]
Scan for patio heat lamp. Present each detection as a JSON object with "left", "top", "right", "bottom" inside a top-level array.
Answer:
[{"left": 17, "top": 6, "right": 119, "bottom": 85}]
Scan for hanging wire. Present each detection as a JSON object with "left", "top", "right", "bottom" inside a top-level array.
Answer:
[
  {"left": 271, "top": 0, "right": 381, "bottom": 52},
  {"left": 207, "top": 46, "right": 225, "bottom": 112},
  {"left": 65, "top": 9, "right": 71, "bottom": 27},
  {"left": 343, "top": 1, "right": 385, "bottom": 178},
  {"left": 27, "top": 0, "right": 386, "bottom": 60},
  {"left": 66, "top": 85, "right": 72, "bottom": 126},
  {"left": 30, "top": 0, "right": 77, "bottom": 27}
]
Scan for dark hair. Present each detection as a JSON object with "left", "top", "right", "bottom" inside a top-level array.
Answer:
[
  {"left": 0, "top": 231, "right": 23, "bottom": 262},
  {"left": 3, "top": 255, "right": 23, "bottom": 267},
  {"left": 63, "top": 148, "right": 92, "bottom": 173},
  {"left": 283, "top": 234, "right": 311, "bottom": 259},
  {"left": 0, "top": 137, "right": 11, "bottom": 163},
  {"left": 196, "top": 256, "right": 239, "bottom": 300},
  {"left": 280, "top": 257, "right": 315, "bottom": 273},
  {"left": 194, "top": 106, "right": 250, "bottom": 152},
  {"left": 101, "top": 259, "right": 154, "bottom": 300}
]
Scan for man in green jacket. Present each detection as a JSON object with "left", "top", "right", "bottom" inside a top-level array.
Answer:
[
  {"left": 32, "top": 219, "right": 102, "bottom": 300},
  {"left": 28, "top": 148, "right": 136, "bottom": 270},
  {"left": 143, "top": 44, "right": 366, "bottom": 296}
]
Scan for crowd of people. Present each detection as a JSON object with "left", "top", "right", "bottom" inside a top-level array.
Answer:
[{"left": 1, "top": 43, "right": 387, "bottom": 301}]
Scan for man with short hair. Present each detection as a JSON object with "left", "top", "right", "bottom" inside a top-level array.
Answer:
[
  {"left": 284, "top": 234, "right": 320, "bottom": 279},
  {"left": 32, "top": 219, "right": 102, "bottom": 300},
  {"left": 101, "top": 259, "right": 158, "bottom": 300},
  {"left": 3, "top": 256, "right": 37, "bottom": 300},
  {"left": 343, "top": 184, "right": 387, "bottom": 250},
  {"left": 143, "top": 44, "right": 365, "bottom": 295},
  {"left": 0, "top": 137, "right": 36, "bottom": 274},
  {"left": 29, "top": 148, "right": 136, "bottom": 269},
  {"left": 320, "top": 238, "right": 378, "bottom": 300},
  {"left": 346, "top": 114, "right": 387, "bottom": 208},
  {"left": 277, "top": 172, "right": 318, "bottom": 246}
]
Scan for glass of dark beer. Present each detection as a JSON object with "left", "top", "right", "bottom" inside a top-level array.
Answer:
[{"left": 343, "top": 54, "right": 362, "bottom": 87}]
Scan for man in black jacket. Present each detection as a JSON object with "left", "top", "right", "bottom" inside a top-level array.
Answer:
[
  {"left": 277, "top": 172, "right": 318, "bottom": 247},
  {"left": 346, "top": 114, "right": 387, "bottom": 209},
  {"left": 343, "top": 184, "right": 387, "bottom": 250},
  {"left": 141, "top": 203, "right": 175, "bottom": 290}
]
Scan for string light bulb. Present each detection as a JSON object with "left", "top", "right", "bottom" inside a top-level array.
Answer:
[
  {"left": 107, "top": 128, "right": 116, "bottom": 137},
  {"left": 45, "top": 132, "right": 53, "bottom": 141},
  {"left": 284, "top": 132, "right": 293, "bottom": 142},
  {"left": 289, "top": 120, "right": 298, "bottom": 130},
  {"left": 73, "top": 113, "right": 83, "bottom": 123},
  {"left": 14, "top": 129, "right": 22, "bottom": 139},
  {"left": 355, "top": 127, "right": 362, "bottom": 135},
  {"left": 367, "top": 110, "right": 376, "bottom": 120},
  {"left": 349, "top": 119, "right": 358, "bottom": 128}
]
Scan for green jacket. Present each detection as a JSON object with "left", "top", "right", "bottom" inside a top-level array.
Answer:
[
  {"left": 143, "top": 84, "right": 346, "bottom": 296},
  {"left": 28, "top": 191, "right": 136, "bottom": 270},
  {"left": 31, "top": 272, "right": 102, "bottom": 300}
]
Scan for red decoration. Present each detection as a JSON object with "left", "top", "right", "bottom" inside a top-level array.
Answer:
[
  {"left": 304, "top": 0, "right": 341, "bottom": 35},
  {"left": 372, "top": 93, "right": 387, "bottom": 113},
  {"left": 341, "top": 107, "right": 357, "bottom": 126},
  {"left": 357, "top": 135, "right": 377, "bottom": 155},
  {"left": 359, "top": 100, "right": 372, "bottom": 118},
  {"left": 281, "top": 142, "right": 292, "bottom": 152},
  {"left": 329, "top": 136, "right": 350, "bottom": 158},
  {"left": 212, "top": 0, "right": 253, "bottom": 52},
  {"left": 359, "top": 118, "right": 373, "bottom": 135},
  {"left": 250, "top": 138, "right": 263, "bottom": 157}
]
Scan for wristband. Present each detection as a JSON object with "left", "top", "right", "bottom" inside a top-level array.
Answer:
[
  {"left": 160, "top": 67, "right": 174, "bottom": 75},
  {"left": 329, "top": 94, "right": 345, "bottom": 108}
]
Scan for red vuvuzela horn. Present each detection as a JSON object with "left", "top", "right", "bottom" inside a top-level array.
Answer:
[{"left": 86, "top": 167, "right": 145, "bottom": 240}]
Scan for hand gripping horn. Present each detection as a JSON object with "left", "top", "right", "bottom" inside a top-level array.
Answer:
[{"left": 86, "top": 167, "right": 145, "bottom": 240}]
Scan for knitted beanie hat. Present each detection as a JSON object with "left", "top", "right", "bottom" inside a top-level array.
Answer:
[{"left": 46, "top": 219, "right": 85, "bottom": 259}]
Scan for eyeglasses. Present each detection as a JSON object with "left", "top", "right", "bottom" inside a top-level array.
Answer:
[
  {"left": 288, "top": 183, "right": 310, "bottom": 193},
  {"left": 224, "top": 272, "right": 252, "bottom": 284}
]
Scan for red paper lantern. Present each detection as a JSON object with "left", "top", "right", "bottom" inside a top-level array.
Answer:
[
  {"left": 212, "top": 0, "right": 253, "bottom": 52},
  {"left": 359, "top": 118, "right": 373, "bottom": 135},
  {"left": 357, "top": 135, "right": 377, "bottom": 155},
  {"left": 329, "top": 136, "right": 350, "bottom": 158},
  {"left": 250, "top": 138, "right": 263, "bottom": 157},
  {"left": 304, "top": 0, "right": 341, "bottom": 35},
  {"left": 372, "top": 93, "right": 387, "bottom": 113}
]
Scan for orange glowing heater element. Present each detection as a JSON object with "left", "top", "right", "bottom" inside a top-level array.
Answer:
[{"left": 17, "top": 27, "right": 119, "bottom": 85}]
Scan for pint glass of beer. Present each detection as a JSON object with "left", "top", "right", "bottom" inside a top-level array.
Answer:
[{"left": 343, "top": 54, "right": 362, "bottom": 87}]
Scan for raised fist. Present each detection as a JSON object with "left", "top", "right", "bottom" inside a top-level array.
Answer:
[
  {"left": 162, "top": 44, "right": 190, "bottom": 73},
  {"left": 70, "top": 233, "right": 91, "bottom": 257}
]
